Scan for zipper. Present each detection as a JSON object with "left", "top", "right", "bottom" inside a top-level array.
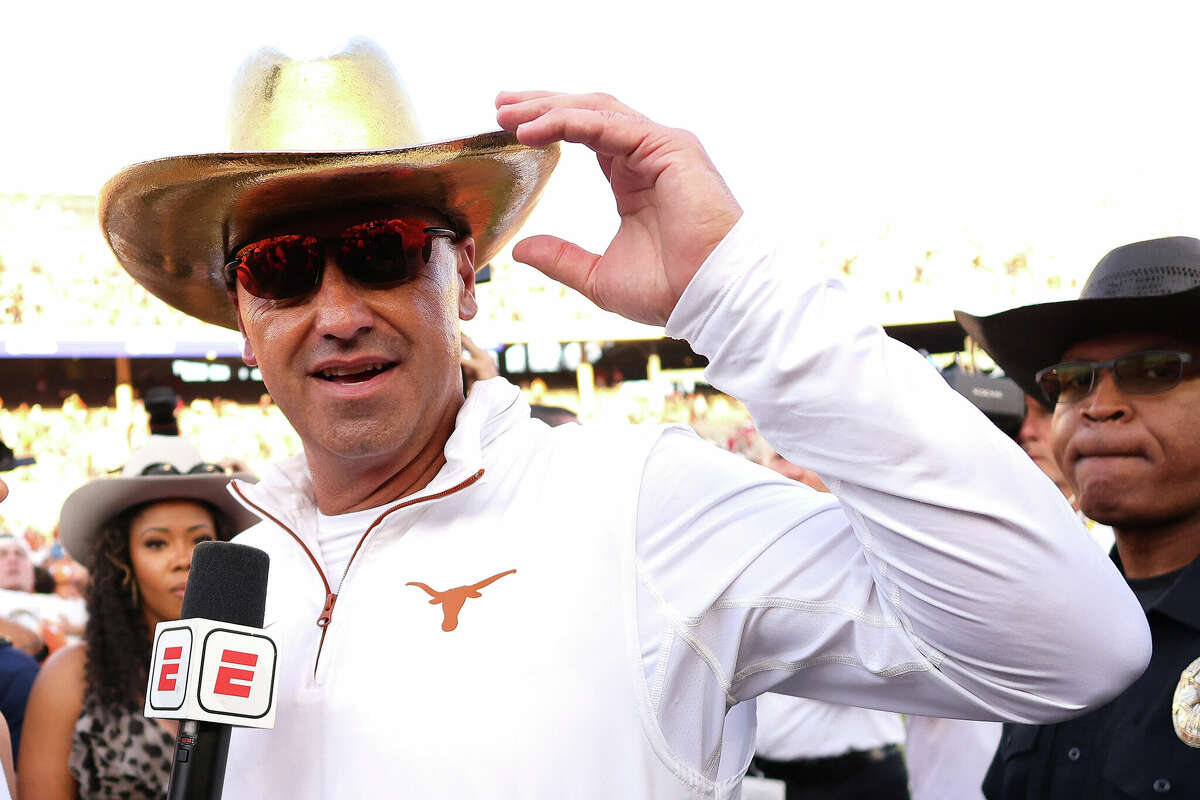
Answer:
[{"left": 230, "top": 469, "right": 485, "bottom": 676}]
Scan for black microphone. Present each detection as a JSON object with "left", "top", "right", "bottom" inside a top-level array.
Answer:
[{"left": 165, "top": 541, "right": 270, "bottom": 800}]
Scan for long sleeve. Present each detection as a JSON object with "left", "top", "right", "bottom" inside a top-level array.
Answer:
[{"left": 633, "top": 215, "right": 1150, "bottom": 780}]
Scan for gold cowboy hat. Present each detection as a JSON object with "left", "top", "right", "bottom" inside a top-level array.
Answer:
[{"left": 99, "top": 38, "right": 560, "bottom": 330}]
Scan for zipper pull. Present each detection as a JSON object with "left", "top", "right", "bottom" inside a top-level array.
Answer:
[{"left": 317, "top": 592, "right": 338, "bottom": 628}]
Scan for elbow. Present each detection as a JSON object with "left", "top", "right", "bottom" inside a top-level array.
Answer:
[{"left": 1024, "top": 604, "right": 1152, "bottom": 725}]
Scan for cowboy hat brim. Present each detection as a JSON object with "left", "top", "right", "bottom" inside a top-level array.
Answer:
[
  {"left": 59, "top": 473, "right": 259, "bottom": 568},
  {"left": 100, "top": 131, "right": 560, "bottom": 330},
  {"left": 955, "top": 286, "right": 1200, "bottom": 405}
]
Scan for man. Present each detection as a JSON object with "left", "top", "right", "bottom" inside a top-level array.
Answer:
[
  {"left": 98, "top": 41, "right": 1149, "bottom": 799},
  {"left": 957, "top": 235, "right": 1200, "bottom": 798},
  {"left": 1015, "top": 392, "right": 1115, "bottom": 552},
  {"left": 0, "top": 535, "right": 32, "bottom": 594},
  {"left": 1014, "top": 394, "right": 1071, "bottom": 499}
]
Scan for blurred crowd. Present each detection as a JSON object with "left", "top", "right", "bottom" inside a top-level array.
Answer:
[{"left": 0, "top": 194, "right": 1099, "bottom": 339}]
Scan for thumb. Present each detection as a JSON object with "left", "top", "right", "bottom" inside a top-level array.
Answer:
[{"left": 512, "top": 235, "right": 600, "bottom": 299}]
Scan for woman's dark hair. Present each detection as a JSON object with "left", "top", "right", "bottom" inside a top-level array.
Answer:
[{"left": 83, "top": 499, "right": 233, "bottom": 710}]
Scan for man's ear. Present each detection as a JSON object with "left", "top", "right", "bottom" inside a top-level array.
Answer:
[
  {"left": 457, "top": 237, "right": 478, "bottom": 322},
  {"left": 228, "top": 288, "right": 258, "bottom": 367}
]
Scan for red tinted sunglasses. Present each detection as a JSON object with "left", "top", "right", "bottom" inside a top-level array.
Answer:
[{"left": 225, "top": 218, "right": 457, "bottom": 301}]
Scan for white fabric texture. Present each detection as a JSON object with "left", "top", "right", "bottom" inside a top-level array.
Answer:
[
  {"left": 316, "top": 505, "right": 391, "bottom": 592},
  {"left": 219, "top": 214, "right": 1150, "bottom": 799},
  {"left": 753, "top": 693, "right": 905, "bottom": 760},
  {"left": 905, "top": 716, "right": 1002, "bottom": 800}
]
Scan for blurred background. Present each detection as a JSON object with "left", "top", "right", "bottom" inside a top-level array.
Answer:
[{"left": 1, "top": 0, "right": 1198, "bottom": 549}]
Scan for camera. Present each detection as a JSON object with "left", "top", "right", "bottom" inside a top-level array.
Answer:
[{"left": 940, "top": 364, "right": 1026, "bottom": 439}]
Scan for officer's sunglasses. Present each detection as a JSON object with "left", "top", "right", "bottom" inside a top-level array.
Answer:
[
  {"left": 1035, "top": 350, "right": 1196, "bottom": 405},
  {"left": 224, "top": 217, "right": 457, "bottom": 301}
]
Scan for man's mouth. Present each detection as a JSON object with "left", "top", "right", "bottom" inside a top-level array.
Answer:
[{"left": 315, "top": 362, "right": 397, "bottom": 384}]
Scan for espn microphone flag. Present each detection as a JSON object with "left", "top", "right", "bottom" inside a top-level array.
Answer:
[
  {"left": 147, "top": 617, "right": 278, "bottom": 726},
  {"left": 145, "top": 541, "right": 279, "bottom": 728}
]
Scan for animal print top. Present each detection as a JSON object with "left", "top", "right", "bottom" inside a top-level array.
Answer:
[{"left": 69, "top": 697, "right": 174, "bottom": 799}]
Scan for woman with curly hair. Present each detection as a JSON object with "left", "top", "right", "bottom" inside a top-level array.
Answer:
[{"left": 18, "top": 439, "right": 256, "bottom": 799}]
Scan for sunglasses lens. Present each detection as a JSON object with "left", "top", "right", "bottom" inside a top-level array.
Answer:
[
  {"left": 234, "top": 235, "right": 322, "bottom": 299},
  {"left": 1043, "top": 363, "right": 1095, "bottom": 404},
  {"left": 1116, "top": 351, "right": 1183, "bottom": 394},
  {"left": 338, "top": 219, "right": 432, "bottom": 286},
  {"left": 187, "top": 462, "right": 227, "bottom": 475}
]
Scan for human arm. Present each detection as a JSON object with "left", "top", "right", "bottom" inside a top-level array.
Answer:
[
  {"left": 18, "top": 643, "right": 84, "bottom": 800},
  {"left": 498, "top": 90, "right": 1148, "bottom": 724},
  {"left": 623, "top": 234, "right": 1148, "bottom": 781},
  {"left": 460, "top": 332, "right": 499, "bottom": 393},
  {"left": 0, "top": 713, "right": 14, "bottom": 800},
  {"left": 0, "top": 618, "right": 46, "bottom": 661}
]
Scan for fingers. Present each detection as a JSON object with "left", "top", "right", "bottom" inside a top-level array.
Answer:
[
  {"left": 497, "top": 91, "right": 640, "bottom": 124},
  {"left": 496, "top": 92, "right": 653, "bottom": 155},
  {"left": 511, "top": 235, "right": 601, "bottom": 300},
  {"left": 494, "top": 90, "right": 557, "bottom": 108},
  {"left": 460, "top": 332, "right": 484, "bottom": 356},
  {"left": 0, "top": 477, "right": 7, "bottom": 504},
  {"left": 460, "top": 333, "right": 499, "bottom": 381}
]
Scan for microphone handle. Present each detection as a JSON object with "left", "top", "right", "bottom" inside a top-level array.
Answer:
[{"left": 166, "top": 719, "right": 231, "bottom": 800}]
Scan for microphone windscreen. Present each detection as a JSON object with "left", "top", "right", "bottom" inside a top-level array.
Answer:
[{"left": 180, "top": 541, "right": 269, "bottom": 627}]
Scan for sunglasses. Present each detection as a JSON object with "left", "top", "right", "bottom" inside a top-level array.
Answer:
[
  {"left": 140, "top": 462, "right": 229, "bottom": 476},
  {"left": 224, "top": 218, "right": 457, "bottom": 301},
  {"left": 1035, "top": 350, "right": 1196, "bottom": 405}
]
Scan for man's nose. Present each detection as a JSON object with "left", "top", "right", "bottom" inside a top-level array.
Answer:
[
  {"left": 1080, "top": 368, "right": 1131, "bottom": 422},
  {"left": 311, "top": 252, "right": 375, "bottom": 341}
]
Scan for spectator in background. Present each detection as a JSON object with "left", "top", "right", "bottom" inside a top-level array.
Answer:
[
  {"left": 1014, "top": 394, "right": 1070, "bottom": 497},
  {"left": 1015, "top": 393, "right": 1115, "bottom": 553},
  {"left": 0, "top": 534, "right": 33, "bottom": 593},
  {"left": 18, "top": 439, "right": 257, "bottom": 800},
  {"left": 0, "top": 531, "right": 86, "bottom": 659},
  {"left": 0, "top": 637, "right": 38, "bottom": 766},
  {"left": 957, "top": 236, "right": 1200, "bottom": 798},
  {"left": 0, "top": 476, "right": 48, "bottom": 771},
  {"left": 460, "top": 332, "right": 500, "bottom": 394}
]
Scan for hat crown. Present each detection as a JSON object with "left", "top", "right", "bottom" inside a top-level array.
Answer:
[
  {"left": 1081, "top": 236, "right": 1200, "bottom": 300},
  {"left": 227, "top": 38, "right": 424, "bottom": 153},
  {"left": 121, "top": 435, "right": 207, "bottom": 477}
]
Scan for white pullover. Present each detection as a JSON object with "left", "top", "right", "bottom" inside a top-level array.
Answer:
[{"left": 221, "top": 216, "right": 1149, "bottom": 799}]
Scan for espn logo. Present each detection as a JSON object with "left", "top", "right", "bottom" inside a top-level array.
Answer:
[{"left": 146, "top": 619, "right": 278, "bottom": 728}]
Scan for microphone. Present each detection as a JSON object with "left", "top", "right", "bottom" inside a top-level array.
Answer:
[{"left": 145, "top": 541, "right": 276, "bottom": 800}]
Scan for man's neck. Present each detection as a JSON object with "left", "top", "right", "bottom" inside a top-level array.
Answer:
[
  {"left": 306, "top": 400, "right": 462, "bottom": 516},
  {"left": 1114, "top": 513, "right": 1200, "bottom": 579}
]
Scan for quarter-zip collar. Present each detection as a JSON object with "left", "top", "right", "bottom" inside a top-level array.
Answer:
[{"left": 227, "top": 377, "right": 527, "bottom": 540}]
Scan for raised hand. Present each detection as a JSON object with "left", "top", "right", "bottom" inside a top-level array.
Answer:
[
  {"left": 460, "top": 332, "right": 499, "bottom": 391},
  {"left": 496, "top": 91, "right": 742, "bottom": 326}
]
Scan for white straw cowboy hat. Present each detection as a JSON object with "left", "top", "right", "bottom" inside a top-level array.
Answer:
[
  {"left": 99, "top": 37, "right": 560, "bottom": 330},
  {"left": 58, "top": 437, "right": 259, "bottom": 568}
]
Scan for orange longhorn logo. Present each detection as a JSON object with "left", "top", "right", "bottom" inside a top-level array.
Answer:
[{"left": 406, "top": 569, "right": 517, "bottom": 632}]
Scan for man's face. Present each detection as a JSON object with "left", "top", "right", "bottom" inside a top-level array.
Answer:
[
  {"left": 1017, "top": 394, "right": 1071, "bottom": 497},
  {"left": 0, "top": 538, "right": 34, "bottom": 593},
  {"left": 232, "top": 206, "right": 478, "bottom": 468},
  {"left": 1050, "top": 332, "right": 1200, "bottom": 529}
]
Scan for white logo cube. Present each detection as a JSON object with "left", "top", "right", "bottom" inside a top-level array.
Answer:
[
  {"left": 145, "top": 619, "right": 278, "bottom": 729},
  {"left": 197, "top": 628, "right": 277, "bottom": 720},
  {"left": 147, "top": 626, "right": 193, "bottom": 711}
]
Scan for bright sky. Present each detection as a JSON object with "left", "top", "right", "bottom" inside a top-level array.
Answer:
[{"left": 4, "top": 0, "right": 1200, "bottom": 315}]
